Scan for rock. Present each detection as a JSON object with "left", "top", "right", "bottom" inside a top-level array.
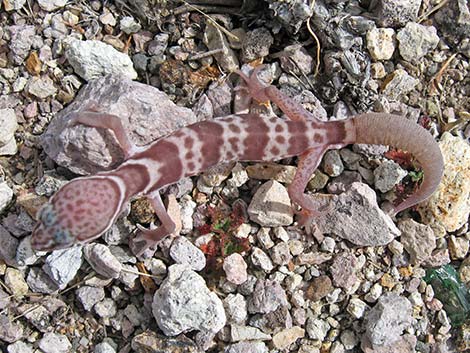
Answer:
[
  {"left": 247, "top": 279, "right": 288, "bottom": 314},
  {"left": 340, "top": 330, "right": 359, "bottom": 350},
  {"left": 248, "top": 180, "right": 293, "bottom": 226},
  {"left": 229, "top": 324, "right": 271, "bottom": 342},
  {"left": 169, "top": 236, "right": 206, "bottom": 271},
  {"left": 0, "top": 109, "right": 18, "bottom": 156},
  {"left": 361, "top": 334, "right": 417, "bottom": 353},
  {"left": 347, "top": 297, "right": 369, "bottom": 319},
  {"left": 224, "top": 341, "right": 268, "bottom": 353},
  {"left": 224, "top": 293, "right": 247, "bottom": 324},
  {"left": 364, "top": 293, "right": 412, "bottom": 347},
  {"left": 306, "top": 275, "right": 333, "bottom": 302},
  {"left": 7, "top": 341, "right": 34, "bottom": 353},
  {"left": 152, "top": 264, "right": 226, "bottom": 336},
  {"left": 418, "top": 133, "right": 470, "bottom": 232},
  {"left": 398, "top": 219, "right": 436, "bottom": 265},
  {"left": 76, "top": 286, "right": 106, "bottom": 311},
  {"left": 374, "top": 160, "right": 407, "bottom": 193},
  {"left": 7, "top": 25, "right": 36, "bottom": 65},
  {"left": 131, "top": 331, "right": 201, "bottom": 353},
  {"left": 83, "top": 243, "right": 122, "bottom": 279},
  {"left": 306, "top": 318, "right": 330, "bottom": 340},
  {"left": 26, "top": 267, "right": 60, "bottom": 294},
  {"left": 43, "top": 247, "right": 83, "bottom": 289},
  {"left": 268, "top": 0, "right": 313, "bottom": 33},
  {"left": 366, "top": 27, "right": 396, "bottom": 61},
  {"left": 0, "top": 225, "right": 18, "bottom": 266},
  {"left": 246, "top": 163, "right": 296, "bottom": 183},
  {"left": 94, "top": 298, "right": 117, "bottom": 318},
  {"left": 397, "top": 23, "right": 439, "bottom": 62},
  {"left": 223, "top": 253, "right": 248, "bottom": 285},
  {"left": 250, "top": 247, "right": 274, "bottom": 272},
  {"left": 94, "top": 341, "right": 117, "bottom": 353},
  {"left": 203, "top": 23, "right": 239, "bottom": 73},
  {"left": 65, "top": 39, "right": 137, "bottom": 81},
  {"left": 313, "top": 182, "right": 400, "bottom": 246},
  {"left": 16, "top": 236, "right": 42, "bottom": 266},
  {"left": 4, "top": 268, "right": 28, "bottom": 297},
  {"left": 322, "top": 150, "right": 344, "bottom": 177},
  {"left": 3, "top": 0, "right": 26, "bottom": 10},
  {"left": 241, "top": 28, "right": 273, "bottom": 62},
  {"left": 270, "top": 241, "right": 292, "bottom": 265},
  {"left": 120, "top": 16, "right": 141, "bottom": 34},
  {"left": 0, "top": 288, "right": 10, "bottom": 310},
  {"left": 25, "top": 75, "right": 57, "bottom": 99},
  {"left": 41, "top": 74, "right": 199, "bottom": 175},
  {"left": 279, "top": 45, "right": 314, "bottom": 75},
  {"left": 0, "top": 314, "right": 23, "bottom": 342},
  {"left": 448, "top": 235, "right": 469, "bottom": 260},
  {"left": 37, "top": 0, "right": 67, "bottom": 11},
  {"left": 375, "top": 0, "right": 422, "bottom": 27},
  {"left": 382, "top": 69, "right": 419, "bottom": 100},
  {"left": 38, "top": 332, "right": 72, "bottom": 353},
  {"left": 272, "top": 326, "right": 305, "bottom": 350}
]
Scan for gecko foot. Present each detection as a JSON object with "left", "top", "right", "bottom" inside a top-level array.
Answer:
[
  {"left": 129, "top": 223, "right": 169, "bottom": 257},
  {"left": 235, "top": 65, "right": 270, "bottom": 104}
]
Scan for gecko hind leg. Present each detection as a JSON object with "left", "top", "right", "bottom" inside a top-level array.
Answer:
[
  {"left": 129, "top": 191, "right": 176, "bottom": 257},
  {"left": 289, "top": 146, "right": 332, "bottom": 233},
  {"left": 67, "top": 103, "right": 139, "bottom": 159}
]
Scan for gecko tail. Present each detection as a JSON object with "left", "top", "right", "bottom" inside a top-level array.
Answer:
[{"left": 352, "top": 113, "right": 444, "bottom": 215}]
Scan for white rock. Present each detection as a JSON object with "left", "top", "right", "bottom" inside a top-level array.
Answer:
[
  {"left": 0, "top": 109, "right": 18, "bottom": 149},
  {"left": 223, "top": 253, "right": 248, "bottom": 285},
  {"left": 169, "top": 236, "right": 206, "bottom": 271},
  {"left": 37, "top": 0, "right": 67, "bottom": 11},
  {"left": 0, "top": 182, "right": 13, "bottom": 212},
  {"left": 38, "top": 333, "right": 71, "bottom": 353},
  {"left": 43, "top": 246, "right": 83, "bottom": 289}
]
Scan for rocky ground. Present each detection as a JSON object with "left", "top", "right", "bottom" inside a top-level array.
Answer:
[{"left": 0, "top": 0, "right": 469, "bottom": 352}]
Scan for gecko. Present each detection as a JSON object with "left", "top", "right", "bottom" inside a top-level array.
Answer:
[{"left": 31, "top": 66, "right": 444, "bottom": 256}]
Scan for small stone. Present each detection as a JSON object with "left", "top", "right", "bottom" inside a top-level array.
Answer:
[
  {"left": 364, "top": 283, "right": 383, "bottom": 303},
  {"left": 250, "top": 247, "right": 274, "bottom": 272},
  {"left": 94, "top": 341, "right": 116, "bottom": 353},
  {"left": 94, "top": 298, "right": 117, "bottom": 318},
  {"left": 169, "top": 236, "right": 206, "bottom": 271},
  {"left": 256, "top": 228, "right": 275, "bottom": 249},
  {"left": 248, "top": 180, "right": 293, "bottom": 227},
  {"left": 306, "top": 318, "right": 330, "bottom": 340},
  {"left": 248, "top": 279, "right": 288, "bottom": 314},
  {"left": 224, "top": 294, "right": 247, "bottom": 324},
  {"left": 320, "top": 236, "right": 336, "bottom": 253},
  {"left": 306, "top": 275, "right": 333, "bottom": 302},
  {"left": 246, "top": 163, "right": 296, "bottom": 183},
  {"left": 7, "top": 25, "right": 36, "bottom": 65},
  {"left": 0, "top": 224, "right": 18, "bottom": 267},
  {"left": 224, "top": 341, "right": 268, "bottom": 353},
  {"left": 43, "top": 247, "right": 83, "bottom": 289},
  {"left": 366, "top": 27, "right": 395, "bottom": 61},
  {"left": 272, "top": 326, "right": 305, "bottom": 350},
  {"left": 0, "top": 109, "right": 18, "bottom": 153},
  {"left": 203, "top": 23, "right": 239, "bottom": 73},
  {"left": 397, "top": 23, "right": 439, "bottom": 62},
  {"left": 131, "top": 331, "right": 200, "bottom": 353},
  {"left": 375, "top": 0, "right": 422, "bottom": 27},
  {"left": 270, "top": 242, "right": 292, "bottom": 265},
  {"left": 7, "top": 341, "right": 33, "bottom": 353},
  {"left": 347, "top": 298, "right": 369, "bottom": 319},
  {"left": 448, "top": 235, "right": 469, "bottom": 260},
  {"left": 241, "top": 28, "right": 273, "bottom": 62},
  {"left": 37, "top": 0, "right": 66, "bottom": 11},
  {"left": 331, "top": 252, "right": 358, "bottom": 290},
  {"left": 0, "top": 314, "right": 23, "bottom": 343},
  {"left": 76, "top": 286, "right": 106, "bottom": 311},
  {"left": 3, "top": 0, "right": 27, "bottom": 10},
  {"left": 84, "top": 243, "right": 122, "bottom": 279},
  {"left": 120, "top": 16, "right": 141, "bottom": 34},
  {"left": 382, "top": 69, "right": 419, "bottom": 100},
  {"left": 399, "top": 219, "right": 436, "bottom": 265},
  {"left": 230, "top": 325, "right": 271, "bottom": 342},
  {"left": 38, "top": 332, "right": 71, "bottom": 353},
  {"left": 374, "top": 160, "right": 407, "bottom": 193},
  {"left": 340, "top": 330, "right": 359, "bottom": 350},
  {"left": 322, "top": 150, "right": 344, "bottom": 177},
  {"left": 223, "top": 253, "right": 248, "bottom": 285},
  {"left": 25, "top": 76, "right": 57, "bottom": 99},
  {"left": 26, "top": 267, "right": 60, "bottom": 294},
  {"left": 288, "top": 239, "right": 304, "bottom": 256},
  {"left": 5, "top": 268, "right": 28, "bottom": 297}
]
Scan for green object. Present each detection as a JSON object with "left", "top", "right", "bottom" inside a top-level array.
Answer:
[{"left": 424, "top": 265, "right": 470, "bottom": 326}]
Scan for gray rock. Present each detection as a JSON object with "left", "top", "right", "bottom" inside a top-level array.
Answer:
[
  {"left": 0, "top": 182, "right": 13, "bottom": 212},
  {"left": 41, "top": 74, "right": 199, "bottom": 175},
  {"left": 331, "top": 252, "right": 359, "bottom": 290},
  {"left": 364, "top": 293, "right": 412, "bottom": 347},
  {"left": 38, "top": 332, "right": 72, "bottom": 353},
  {"left": 0, "top": 224, "right": 18, "bottom": 266},
  {"left": 366, "top": 27, "right": 396, "bottom": 61},
  {"left": 279, "top": 45, "right": 314, "bottom": 75},
  {"left": 26, "top": 267, "right": 60, "bottom": 294},
  {"left": 203, "top": 23, "right": 239, "bottom": 73},
  {"left": 248, "top": 180, "right": 293, "bottom": 227},
  {"left": 94, "top": 341, "right": 117, "bottom": 353},
  {"left": 267, "top": 0, "right": 313, "bottom": 33},
  {"left": 0, "top": 109, "right": 18, "bottom": 154},
  {"left": 37, "top": 0, "right": 66, "bottom": 11},
  {"left": 224, "top": 341, "right": 268, "bottom": 353},
  {"left": 250, "top": 247, "right": 274, "bottom": 272},
  {"left": 43, "top": 246, "right": 83, "bottom": 289},
  {"left": 399, "top": 219, "right": 436, "bottom": 265},
  {"left": 0, "top": 314, "right": 23, "bottom": 343},
  {"left": 65, "top": 39, "right": 137, "bottom": 81},
  {"left": 374, "top": 160, "right": 407, "bottom": 193},
  {"left": 248, "top": 279, "right": 288, "bottom": 314},
  {"left": 76, "top": 286, "right": 106, "bottom": 311},
  {"left": 375, "top": 0, "right": 422, "bottom": 27},
  {"left": 314, "top": 182, "right": 400, "bottom": 246},
  {"left": 347, "top": 297, "right": 369, "bottom": 319},
  {"left": 16, "top": 236, "right": 42, "bottom": 266},
  {"left": 84, "top": 243, "right": 122, "bottom": 279},
  {"left": 5, "top": 267, "right": 28, "bottom": 297},
  {"left": 94, "top": 298, "right": 117, "bottom": 318},
  {"left": 7, "top": 341, "right": 33, "bottom": 353},
  {"left": 224, "top": 293, "right": 247, "bottom": 325},
  {"left": 241, "top": 28, "right": 273, "bottom": 62},
  {"left": 152, "top": 264, "right": 226, "bottom": 336},
  {"left": 0, "top": 288, "right": 10, "bottom": 310},
  {"left": 382, "top": 69, "right": 419, "bottom": 100},
  {"left": 230, "top": 324, "right": 271, "bottom": 342},
  {"left": 3, "top": 0, "right": 26, "bottom": 10},
  {"left": 7, "top": 25, "right": 36, "bottom": 65},
  {"left": 223, "top": 253, "right": 248, "bottom": 285},
  {"left": 25, "top": 76, "right": 57, "bottom": 99},
  {"left": 120, "top": 16, "right": 141, "bottom": 34},
  {"left": 397, "top": 23, "right": 439, "bottom": 62},
  {"left": 169, "top": 236, "right": 206, "bottom": 271},
  {"left": 322, "top": 150, "right": 344, "bottom": 177},
  {"left": 306, "top": 318, "right": 330, "bottom": 341},
  {"left": 269, "top": 242, "right": 292, "bottom": 266}
]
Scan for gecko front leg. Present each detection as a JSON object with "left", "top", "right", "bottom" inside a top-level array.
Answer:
[{"left": 129, "top": 191, "right": 177, "bottom": 257}]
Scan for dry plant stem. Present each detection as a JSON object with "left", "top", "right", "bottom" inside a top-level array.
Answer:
[
  {"left": 188, "top": 48, "right": 225, "bottom": 61},
  {"left": 173, "top": 4, "right": 242, "bottom": 15},
  {"left": 418, "top": 0, "right": 451, "bottom": 23},
  {"left": 429, "top": 52, "right": 458, "bottom": 95},
  {"left": 185, "top": 0, "right": 242, "bottom": 6},
  {"left": 306, "top": 17, "right": 321, "bottom": 77},
  {"left": 121, "top": 267, "right": 161, "bottom": 279},
  {"left": 13, "top": 304, "right": 42, "bottom": 321}
]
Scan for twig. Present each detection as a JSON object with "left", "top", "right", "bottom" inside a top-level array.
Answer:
[
  {"left": 306, "top": 15, "right": 321, "bottom": 76},
  {"left": 418, "top": 0, "right": 451, "bottom": 23},
  {"left": 188, "top": 48, "right": 225, "bottom": 61},
  {"left": 121, "top": 267, "right": 161, "bottom": 279},
  {"left": 12, "top": 304, "right": 42, "bottom": 321},
  {"left": 429, "top": 52, "right": 458, "bottom": 95}
]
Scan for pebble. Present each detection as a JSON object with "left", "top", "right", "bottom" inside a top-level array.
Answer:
[
  {"left": 398, "top": 218, "right": 436, "bottom": 265},
  {"left": 131, "top": 331, "right": 200, "bottom": 353},
  {"left": 246, "top": 163, "right": 296, "bottom": 184},
  {"left": 0, "top": 288, "right": 10, "bottom": 310},
  {"left": 256, "top": 227, "right": 275, "bottom": 249},
  {"left": 0, "top": 109, "right": 18, "bottom": 156},
  {"left": 270, "top": 241, "right": 292, "bottom": 265},
  {"left": 306, "top": 318, "right": 330, "bottom": 340},
  {"left": 26, "top": 267, "right": 60, "bottom": 294},
  {"left": 169, "top": 236, "right": 206, "bottom": 271},
  {"left": 248, "top": 180, "right": 293, "bottom": 227},
  {"left": 374, "top": 160, "right": 407, "bottom": 193},
  {"left": 0, "top": 182, "right": 13, "bottom": 213},
  {"left": 366, "top": 27, "right": 395, "bottom": 61},
  {"left": 43, "top": 246, "right": 83, "bottom": 289},
  {"left": 38, "top": 332, "right": 72, "bottom": 353},
  {"left": 397, "top": 23, "right": 440, "bottom": 62},
  {"left": 7, "top": 25, "right": 36, "bottom": 65},
  {"left": 331, "top": 252, "right": 359, "bottom": 290},
  {"left": 152, "top": 264, "right": 226, "bottom": 336},
  {"left": 94, "top": 341, "right": 117, "bottom": 353},
  {"left": 340, "top": 329, "right": 359, "bottom": 350},
  {"left": 3, "top": 0, "right": 26, "bottom": 10},
  {"left": 7, "top": 341, "right": 33, "bottom": 353},
  {"left": 229, "top": 324, "right": 271, "bottom": 342},
  {"left": 247, "top": 279, "right": 288, "bottom": 314},
  {"left": 320, "top": 236, "right": 336, "bottom": 253},
  {"left": 272, "top": 326, "right": 305, "bottom": 350},
  {"left": 382, "top": 69, "right": 419, "bottom": 100},
  {"left": 37, "top": 0, "right": 67, "bottom": 11},
  {"left": 224, "top": 341, "right": 268, "bottom": 353},
  {"left": 65, "top": 39, "right": 137, "bottom": 81},
  {"left": 306, "top": 275, "right": 333, "bottom": 302},
  {"left": 83, "top": 243, "right": 122, "bottom": 279},
  {"left": 94, "top": 298, "right": 117, "bottom": 318},
  {"left": 322, "top": 150, "right": 344, "bottom": 177},
  {"left": 25, "top": 75, "right": 58, "bottom": 99},
  {"left": 0, "top": 314, "right": 23, "bottom": 343},
  {"left": 279, "top": 45, "right": 314, "bottom": 75},
  {"left": 4, "top": 267, "right": 29, "bottom": 297},
  {"left": 76, "top": 286, "right": 106, "bottom": 311},
  {"left": 364, "top": 293, "right": 412, "bottom": 347},
  {"left": 250, "top": 247, "right": 274, "bottom": 272},
  {"left": 224, "top": 293, "right": 247, "bottom": 324},
  {"left": 375, "top": 0, "right": 421, "bottom": 27},
  {"left": 120, "top": 16, "right": 141, "bottom": 34},
  {"left": 448, "top": 235, "right": 469, "bottom": 260},
  {"left": 347, "top": 297, "right": 369, "bottom": 319},
  {"left": 241, "top": 28, "right": 273, "bottom": 62},
  {"left": 223, "top": 253, "right": 248, "bottom": 285}
]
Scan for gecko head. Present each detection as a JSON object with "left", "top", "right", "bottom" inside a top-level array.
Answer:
[{"left": 31, "top": 177, "right": 123, "bottom": 252}]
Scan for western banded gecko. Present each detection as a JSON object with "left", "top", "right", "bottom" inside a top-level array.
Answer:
[{"left": 31, "top": 66, "right": 444, "bottom": 255}]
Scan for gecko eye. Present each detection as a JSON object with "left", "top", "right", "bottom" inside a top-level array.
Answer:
[{"left": 38, "top": 204, "right": 57, "bottom": 227}]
